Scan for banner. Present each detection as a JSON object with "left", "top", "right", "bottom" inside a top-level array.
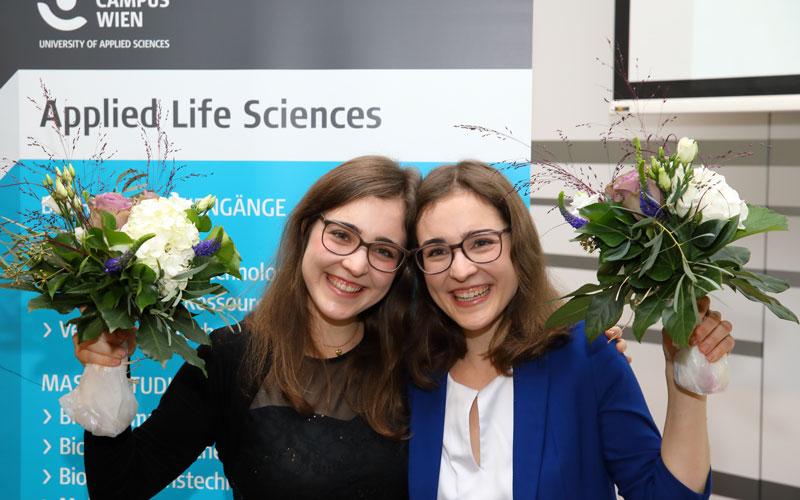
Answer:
[{"left": 0, "top": 2, "right": 532, "bottom": 498}]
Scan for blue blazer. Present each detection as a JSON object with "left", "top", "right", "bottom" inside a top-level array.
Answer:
[{"left": 408, "top": 322, "right": 712, "bottom": 499}]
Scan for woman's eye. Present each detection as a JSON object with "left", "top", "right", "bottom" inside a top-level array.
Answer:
[
  {"left": 373, "top": 246, "right": 397, "bottom": 260},
  {"left": 330, "top": 230, "right": 351, "bottom": 241},
  {"left": 424, "top": 247, "right": 448, "bottom": 259},
  {"left": 471, "top": 238, "right": 494, "bottom": 248}
]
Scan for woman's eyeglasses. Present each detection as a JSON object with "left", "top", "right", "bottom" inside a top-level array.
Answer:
[
  {"left": 413, "top": 228, "right": 510, "bottom": 274},
  {"left": 319, "top": 215, "right": 409, "bottom": 273}
]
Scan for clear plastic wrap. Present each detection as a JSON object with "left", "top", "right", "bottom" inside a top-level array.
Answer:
[
  {"left": 673, "top": 345, "right": 729, "bottom": 395},
  {"left": 59, "top": 363, "right": 138, "bottom": 437}
]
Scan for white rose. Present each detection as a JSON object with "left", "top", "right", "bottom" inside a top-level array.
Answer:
[
  {"left": 676, "top": 137, "right": 698, "bottom": 165},
  {"left": 42, "top": 195, "right": 62, "bottom": 215},
  {"left": 671, "top": 166, "right": 748, "bottom": 229},
  {"left": 74, "top": 226, "right": 86, "bottom": 242},
  {"left": 569, "top": 191, "right": 602, "bottom": 217},
  {"left": 120, "top": 193, "right": 200, "bottom": 297}
]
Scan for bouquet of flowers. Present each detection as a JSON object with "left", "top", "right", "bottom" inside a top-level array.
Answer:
[
  {"left": 545, "top": 137, "right": 797, "bottom": 394},
  {"left": 0, "top": 164, "right": 242, "bottom": 435}
]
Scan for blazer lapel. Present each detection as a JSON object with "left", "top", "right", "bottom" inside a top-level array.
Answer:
[
  {"left": 408, "top": 376, "right": 448, "bottom": 500},
  {"left": 512, "top": 356, "right": 550, "bottom": 499}
]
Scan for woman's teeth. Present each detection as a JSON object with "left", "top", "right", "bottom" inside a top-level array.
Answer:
[
  {"left": 453, "top": 285, "right": 490, "bottom": 302},
  {"left": 327, "top": 275, "right": 364, "bottom": 293}
]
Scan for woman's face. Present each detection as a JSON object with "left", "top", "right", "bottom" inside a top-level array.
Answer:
[
  {"left": 302, "top": 196, "right": 407, "bottom": 329},
  {"left": 416, "top": 191, "right": 519, "bottom": 338}
]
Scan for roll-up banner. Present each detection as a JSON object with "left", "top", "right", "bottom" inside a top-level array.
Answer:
[{"left": 0, "top": 1, "right": 532, "bottom": 498}]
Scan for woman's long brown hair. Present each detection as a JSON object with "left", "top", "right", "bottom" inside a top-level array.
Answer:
[
  {"left": 242, "top": 156, "right": 420, "bottom": 438},
  {"left": 406, "top": 160, "right": 569, "bottom": 389}
]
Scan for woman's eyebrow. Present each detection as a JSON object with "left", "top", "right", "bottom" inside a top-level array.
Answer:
[
  {"left": 332, "top": 219, "right": 402, "bottom": 245},
  {"left": 419, "top": 228, "right": 496, "bottom": 246}
]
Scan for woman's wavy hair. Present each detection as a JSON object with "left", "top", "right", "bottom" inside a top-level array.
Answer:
[
  {"left": 406, "top": 160, "right": 569, "bottom": 388},
  {"left": 243, "top": 156, "right": 420, "bottom": 438}
]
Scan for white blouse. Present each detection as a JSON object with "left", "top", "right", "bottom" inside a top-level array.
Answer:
[{"left": 437, "top": 373, "right": 514, "bottom": 500}]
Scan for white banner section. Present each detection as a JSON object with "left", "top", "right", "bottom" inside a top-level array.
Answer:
[{"left": 9, "top": 69, "right": 531, "bottom": 163}]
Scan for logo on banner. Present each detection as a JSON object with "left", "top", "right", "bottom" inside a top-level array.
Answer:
[
  {"left": 37, "top": 0, "right": 172, "bottom": 50},
  {"left": 37, "top": 0, "right": 87, "bottom": 31}
]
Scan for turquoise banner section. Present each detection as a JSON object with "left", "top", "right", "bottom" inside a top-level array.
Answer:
[{"left": 1, "top": 159, "right": 529, "bottom": 499}]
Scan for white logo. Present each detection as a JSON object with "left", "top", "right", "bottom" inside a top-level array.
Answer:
[{"left": 38, "top": 0, "right": 88, "bottom": 31}]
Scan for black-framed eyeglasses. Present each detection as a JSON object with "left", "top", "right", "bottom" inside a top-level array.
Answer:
[
  {"left": 413, "top": 227, "right": 510, "bottom": 275},
  {"left": 319, "top": 214, "right": 410, "bottom": 273}
]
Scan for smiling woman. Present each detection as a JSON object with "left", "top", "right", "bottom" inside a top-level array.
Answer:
[
  {"left": 406, "top": 160, "right": 735, "bottom": 500},
  {"left": 74, "top": 156, "right": 421, "bottom": 499}
]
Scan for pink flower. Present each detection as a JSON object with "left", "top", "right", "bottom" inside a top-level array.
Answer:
[
  {"left": 605, "top": 169, "right": 662, "bottom": 215},
  {"left": 88, "top": 192, "right": 134, "bottom": 229}
]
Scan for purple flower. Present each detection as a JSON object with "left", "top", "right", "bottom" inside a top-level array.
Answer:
[
  {"left": 559, "top": 205, "right": 589, "bottom": 229},
  {"left": 193, "top": 238, "right": 221, "bottom": 257},
  {"left": 639, "top": 189, "right": 663, "bottom": 218},
  {"left": 88, "top": 192, "right": 134, "bottom": 229},
  {"left": 557, "top": 191, "right": 589, "bottom": 229},
  {"left": 103, "top": 252, "right": 131, "bottom": 274}
]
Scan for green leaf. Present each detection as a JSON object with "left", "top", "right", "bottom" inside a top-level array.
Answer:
[
  {"left": 732, "top": 204, "right": 788, "bottom": 242},
  {"left": 646, "top": 246, "right": 679, "bottom": 282},
  {"left": 196, "top": 215, "right": 212, "bottom": 233},
  {"left": 585, "top": 285, "right": 626, "bottom": 342},
  {"left": 639, "top": 231, "right": 664, "bottom": 277},
  {"left": 101, "top": 211, "right": 134, "bottom": 247},
  {"left": 662, "top": 280, "right": 697, "bottom": 346},
  {"left": 207, "top": 226, "right": 242, "bottom": 279},
  {"left": 100, "top": 306, "right": 136, "bottom": 332},
  {"left": 558, "top": 282, "right": 609, "bottom": 298},
  {"left": 631, "top": 217, "right": 655, "bottom": 230},
  {"left": 545, "top": 295, "right": 593, "bottom": 329},
  {"left": 732, "top": 270, "right": 790, "bottom": 294},
  {"left": 700, "top": 216, "right": 740, "bottom": 257},
  {"left": 710, "top": 246, "right": 750, "bottom": 268},
  {"left": 28, "top": 293, "right": 83, "bottom": 314},
  {"left": 729, "top": 278, "right": 799, "bottom": 323},
  {"left": 77, "top": 315, "right": 107, "bottom": 343},
  {"left": 601, "top": 240, "right": 631, "bottom": 262},
  {"left": 46, "top": 274, "right": 70, "bottom": 298},
  {"left": 578, "top": 222, "right": 628, "bottom": 247},
  {"left": 167, "top": 330, "right": 207, "bottom": 376},
  {"left": 692, "top": 219, "right": 728, "bottom": 248},
  {"left": 0, "top": 281, "right": 41, "bottom": 293},
  {"left": 632, "top": 289, "right": 670, "bottom": 341},
  {"left": 577, "top": 202, "right": 614, "bottom": 222},
  {"left": 597, "top": 261, "right": 623, "bottom": 284},
  {"left": 171, "top": 262, "right": 209, "bottom": 281},
  {"left": 83, "top": 228, "right": 109, "bottom": 251},
  {"left": 180, "top": 282, "right": 227, "bottom": 299},
  {"left": 137, "top": 313, "right": 173, "bottom": 363},
  {"left": 165, "top": 305, "right": 211, "bottom": 345},
  {"left": 63, "top": 281, "right": 105, "bottom": 294},
  {"left": 135, "top": 283, "right": 158, "bottom": 312}
]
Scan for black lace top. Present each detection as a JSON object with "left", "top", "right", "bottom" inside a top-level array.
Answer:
[{"left": 83, "top": 327, "right": 408, "bottom": 499}]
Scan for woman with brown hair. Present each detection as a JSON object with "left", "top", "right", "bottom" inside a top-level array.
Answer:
[
  {"left": 406, "top": 160, "right": 735, "bottom": 499},
  {"left": 74, "top": 156, "right": 419, "bottom": 499}
]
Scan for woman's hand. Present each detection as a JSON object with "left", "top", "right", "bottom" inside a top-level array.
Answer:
[
  {"left": 663, "top": 295, "right": 734, "bottom": 363},
  {"left": 73, "top": 329, "right": 137, "bottom": 367},
  {"left": 605, "top": 327, "right": 631, "bottom": 363}
]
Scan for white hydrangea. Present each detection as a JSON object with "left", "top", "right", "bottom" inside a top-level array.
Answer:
[
  {"left": 120, "top": 193, "right": 200, "bottom": 298},
  {"left": 671, "top": 166, "right": 748, "bottom": 229}
]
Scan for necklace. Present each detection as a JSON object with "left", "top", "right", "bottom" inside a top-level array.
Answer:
[{"left": 319, "top": 324, "right": 362, "bottom": 356}]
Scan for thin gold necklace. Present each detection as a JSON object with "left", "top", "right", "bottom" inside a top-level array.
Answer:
[{"left": 320, "top": 324, "right": 362, "bottom": 356}]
